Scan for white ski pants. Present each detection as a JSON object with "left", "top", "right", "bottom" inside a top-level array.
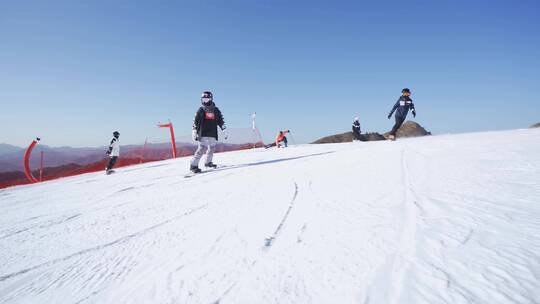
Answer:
[{"left": 190, "top": 137, "right": 217, "bottom": 166}]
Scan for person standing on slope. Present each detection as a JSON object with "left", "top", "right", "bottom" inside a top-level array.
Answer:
[
  {"left": 352, "top": 117, "right": 361, "bottom": 141},
  {"left": 105, "top": 131, "right": 120, "bottom": 174},
  {"left": 387, "top": 88, "right": 416, "bottom": 140},
  {"left": 190, "top": 91, "right": 226, "bottom": 173}
]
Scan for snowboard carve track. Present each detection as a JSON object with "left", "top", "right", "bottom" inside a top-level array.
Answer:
[
  {"left": 460, "top": 229, "right": 474, "bottom": 246},
  {"left": 367, "top": 148, "right": 420, "bottom": 304},
  {"left": 264, "top": 182, "right": 299, "bottom": 248},
  {"left": 212, "top": 182, "right": 300, "bottom": 304},
  {"left": 0, "top": 213, "right": 82, "bottom": 240},
  {"left": 388, "top": 148, "right": 420, "bottom": 304},
  {"left": 0, "top": 204, "right": 208, "bottom": 283}
]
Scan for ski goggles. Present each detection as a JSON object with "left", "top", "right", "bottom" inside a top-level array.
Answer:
[{"left": 201, "top": 97, "right": 212, "bottom": 103}]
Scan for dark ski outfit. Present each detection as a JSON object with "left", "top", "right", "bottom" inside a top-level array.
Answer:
[
  {"left": 106, "top": 133, "right": 120, "bottom": 172},
  {"left": 352, "top": 120, "right": 361, "bottom": 140},
  {"left": 190, "top": 101, "right": 226, "bottom": 170},
  {"left": 388, "top": 95, "right": 416, "bottom": 136}
]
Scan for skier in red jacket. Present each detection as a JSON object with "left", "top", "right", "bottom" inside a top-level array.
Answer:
[{"left": 264, "top": 130, "right": 290, "bottom": 148}]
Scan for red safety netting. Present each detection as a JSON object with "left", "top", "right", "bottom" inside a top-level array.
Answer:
[{"left": 0, "top": 117, "right": 264, "bottom": 189}]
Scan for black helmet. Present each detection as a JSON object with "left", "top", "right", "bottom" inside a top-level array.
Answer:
[
  {"left": 113, "top": 131, "right": 120, "bottom": 138},
  {"left": 201, "top": 91, "right": 213, "bottom": 105},
  {"left": 402, "top": 88, "right": 411, "bottom": 94}
]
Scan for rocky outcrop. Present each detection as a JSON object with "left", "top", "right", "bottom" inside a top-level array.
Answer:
[
  {"left": 530, "top": 123, "right": 540, "bottom": 128},
  {"left": 312, "top": 132, "right": 387, "bottom": 144},
  {"left": 312, "top": 132, "right": 353, "bottom": 144},
  {"left": 313, "top": 121, "right": 430, "bottom": 144},
  {"left": 383, "top": 121, "right": 431, "bottom": 138}
]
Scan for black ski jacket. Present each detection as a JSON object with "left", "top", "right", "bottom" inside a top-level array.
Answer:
[
  {"left": 193, "top": 102, "right": 225, "bottom": 140},
  {"left": 352, "top": 121, "right": 361, "bottom": 133},
  {"left": 389, "top": 96, "right": 415, "bottom": 119}
]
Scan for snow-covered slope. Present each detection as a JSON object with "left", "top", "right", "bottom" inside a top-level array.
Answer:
[{"left": 1, "top": 129, "right": 539, "bottom": 304}]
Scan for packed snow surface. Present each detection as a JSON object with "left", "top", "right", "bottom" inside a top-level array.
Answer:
[{"left": 1, "top": 129, "right": 539, "bottom": 304}]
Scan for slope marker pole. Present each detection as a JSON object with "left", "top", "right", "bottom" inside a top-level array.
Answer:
[
  {"left": 23, "top": 137, "right": 40, "bottom": 183},
  {"left": 157, "top": 120, "right": 177, "bottom": 159}
]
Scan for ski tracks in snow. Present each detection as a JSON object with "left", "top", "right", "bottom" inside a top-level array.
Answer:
[
  {"left": 388, "top": 148, "right": 421, "bottom": 303},
  {"left": 366, "top": 147, "right": 421, "bottom": 304},
  {"left": 264, "top": 182, "right": 299, "bottom": 248},
  {"left": 367, "top": 136, "right": 540, "bottom": 304},
  {"left": 214, "top": 181, "right": 302, "bottom": 304},
  {"left": 389, "top": 148, "right": 420, "bottom": 304},
  {"left": 0, "top": 203, "right": 209, "bottom": 302},
  {"left": 0, "top": 213, "right": 82, "bottom": 240}
]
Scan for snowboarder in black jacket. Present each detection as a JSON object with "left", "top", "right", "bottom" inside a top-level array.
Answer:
[
  {"left": 190, "top": 91, "right": 226, "bottom": 173},
  {"left": 387, "top": 88, "right": 416, "bottom": 140},
  {"left": 352, "top": 117, "right": 361, "bottom": 141}
]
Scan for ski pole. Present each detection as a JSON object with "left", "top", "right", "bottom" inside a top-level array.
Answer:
[{"left": 288, "top": 132, "right": 297, "bottom": 146}]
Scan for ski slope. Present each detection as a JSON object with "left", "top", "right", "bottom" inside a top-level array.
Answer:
[{"left": 1, "top": 129, "right": 539, "bottom": 304}]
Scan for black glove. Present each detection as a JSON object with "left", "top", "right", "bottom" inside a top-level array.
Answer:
[
  {"left": 387, "top": 113, "right": 392, "bottom": 119},
  {"left": 106, "top": 148, "right": 111, "bottom": 155},
  {"left": 412, "top": 110, "right": 416, "bottom": 118}
]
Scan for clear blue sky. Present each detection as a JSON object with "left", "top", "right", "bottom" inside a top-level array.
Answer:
[{"left": 1, "top": 0, "right": 539, "bottom": 147}]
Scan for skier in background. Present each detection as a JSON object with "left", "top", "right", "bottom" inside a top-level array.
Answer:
[
  {"left": 352, "top": 117, "right": 361, "bottom": 141},
  {"left": 105, "top": 131, "right": 120, "bottom": 174},
  {"left": 265, "top": 130, "right": 290, "bottom": 148},
  {"left": 190, "top": 91, "right": 226, "bottom": 173},
  {"left": 387, "top": 88, "right": 416, "bottom": 140}
]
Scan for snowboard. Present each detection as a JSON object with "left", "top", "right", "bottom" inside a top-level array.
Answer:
[{"left": 183, "top": 165, "right": 228, "bottom": 178}]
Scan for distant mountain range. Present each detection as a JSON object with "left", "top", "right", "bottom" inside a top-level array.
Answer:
[
  {"left": 0, "top": 142, "right": 148, "bottom": 173},
  {"left": 0, "top": 141, "right": 259, "bottom": 173},
  {"left": 0, "top": 141, "right": 263, "bottom": 189},
  {"left": 0, "top": 143, "right": 24, "bottom": 156}
]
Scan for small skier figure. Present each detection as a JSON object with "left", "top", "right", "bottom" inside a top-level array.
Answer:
[
  {"left": 265, "top": 130, "right": 290, "bottom": 148},
  {"left": 190, "top": 91, "right": 226, "bottom": 173},
  {"left": 105, "top": 131, "right": 120, "bottom": 174},
  {"left": 387, "top": 88, "right": 416, "bottom": 140},
  {"left": 352, "top": 117, "right": 361, "bottom": 141}
]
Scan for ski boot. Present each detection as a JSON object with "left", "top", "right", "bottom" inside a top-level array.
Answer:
[
  {"left": 190, "top": 165, "right": 201, "bottom": 174},
  {"left": 205, "top": 162, "right": 218, "bottom": 169}
]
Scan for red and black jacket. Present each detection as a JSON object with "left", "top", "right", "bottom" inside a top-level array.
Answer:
[{"left": 193, "top": 102, "right": 225, "bottom": 140}]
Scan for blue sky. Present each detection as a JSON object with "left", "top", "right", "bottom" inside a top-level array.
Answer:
[{"left": 1, "top": 0, "right": 539, "bottom": 147}]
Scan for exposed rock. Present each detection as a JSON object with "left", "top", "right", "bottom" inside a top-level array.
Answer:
[
  {"left": 312, "top": 132, "right": 386, "bottom": 144},
  {"left": 530, "top": 122, "right": 540, "bottom": 128},
  {"left": 312, "top": 121, "right": 430, "bottom": 144},
  {"left": 383, "top": 121, "right": 431, "bottom": 138},
  {"left": 363, "top": 132, "right": 387, "bottom": 141},
  {"left": 312, "top": 132, "right": 353, "bottom": 144}
]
